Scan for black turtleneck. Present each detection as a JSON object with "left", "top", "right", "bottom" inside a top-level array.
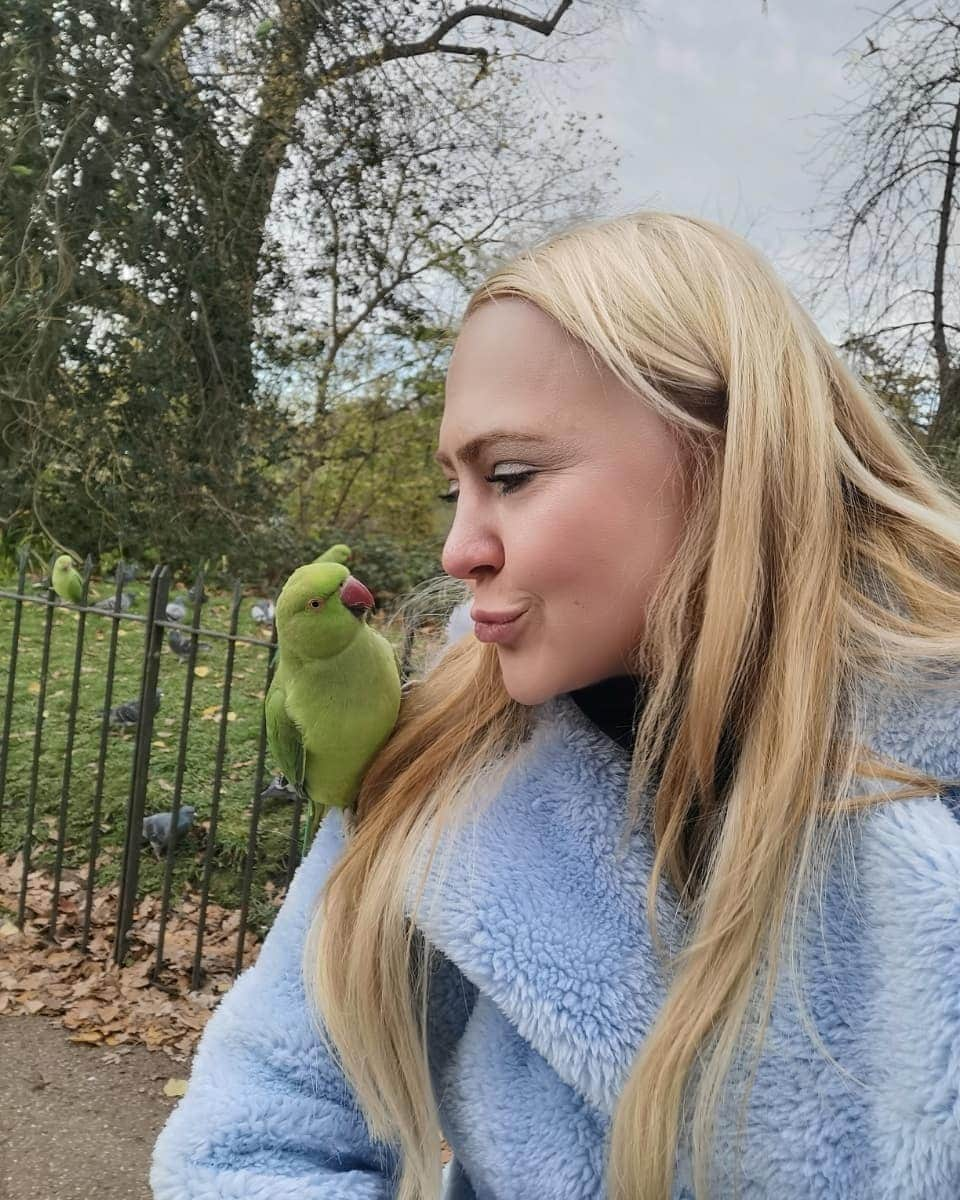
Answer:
[
  {"left": 568, "top": 674, "right": 649, "bottom": 754},
  {"left": 569, "top": 674, "right": 739, "bottom": 807}
]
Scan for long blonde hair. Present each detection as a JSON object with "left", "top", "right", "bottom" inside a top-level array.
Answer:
[{"left": 304, "top": 212, "right": 960, "bottom": 1199}]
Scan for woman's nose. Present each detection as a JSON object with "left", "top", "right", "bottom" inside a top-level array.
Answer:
[{"left": 441, "top": 506, "right": 505, "bottom": 580}]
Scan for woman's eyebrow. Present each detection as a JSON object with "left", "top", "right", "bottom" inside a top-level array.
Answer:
[{"left": 433, "top": 431, "right": 552, "bottom": 470}]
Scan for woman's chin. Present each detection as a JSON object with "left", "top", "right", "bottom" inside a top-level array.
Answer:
[{"left": 500, "top": 672, "right": 560, "bottom": 708}]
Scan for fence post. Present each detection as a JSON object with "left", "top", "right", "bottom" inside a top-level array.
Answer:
[
  {"left": 80, "top": 563, "right": 127, "bottom": 951},
  {"left": 16, "top": 554, "right": 60, "bottom": 927},
  {"left": 48, "top": 555, "right": 94, "bottom": 940},
  {"left": 113, "top": 564, "right": 170, "bottom": 965},
  {"left": 152, "top": 565, "right": 206, "bottom": 976},
  {"left": 0, "top": 548, "right": 28, "bottom": 843}
]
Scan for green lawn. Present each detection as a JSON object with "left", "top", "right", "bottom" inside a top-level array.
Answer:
[{"left": 0, "top": 574, "right": 410, "bottom": 938}]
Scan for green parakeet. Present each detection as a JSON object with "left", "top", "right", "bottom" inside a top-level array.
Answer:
[
  {"left": 52, "top": 554, "right": 82, "bottom": 605},
  {"left": 265, "top": 560, "right": 401, "bottom": 851},
  {"left": 315, "top": 542, "right": 351, "bottom": 565}
]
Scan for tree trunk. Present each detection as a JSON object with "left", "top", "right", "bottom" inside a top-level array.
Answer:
[{"left": 926, "top": 88, "right": 960, "bottom": 450}]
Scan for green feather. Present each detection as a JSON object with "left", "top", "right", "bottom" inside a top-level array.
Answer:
[
  {"left": 264, "top": 559, "right": 400, "bottom": 854},
  {"left": 51, "top": 555, "right": 83, "bottom": 605},
  {"left": 314, "top": 542, "right": 351, "bottom": 565}
]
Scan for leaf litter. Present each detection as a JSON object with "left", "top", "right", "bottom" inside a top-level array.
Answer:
[{"left": 0, "top": 854, "right": 282, "bottom": 1063}]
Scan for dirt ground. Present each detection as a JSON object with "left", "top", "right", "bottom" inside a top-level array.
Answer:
[{"left": 0, "top": 1014, "right": 185, "bottom": 1200}]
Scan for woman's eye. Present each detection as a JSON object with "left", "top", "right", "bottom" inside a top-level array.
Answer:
[{"left": 437, "top": 470, "right": 535, "bottom": 504}]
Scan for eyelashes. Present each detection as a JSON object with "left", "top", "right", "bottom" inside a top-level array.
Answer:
[{"left": 438, "top": 471, "right": 536, "bottom": 504}]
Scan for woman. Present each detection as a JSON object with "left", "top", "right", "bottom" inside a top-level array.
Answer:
[{"left": 151, "top": 212, "right": 960, "bottom": 1200}]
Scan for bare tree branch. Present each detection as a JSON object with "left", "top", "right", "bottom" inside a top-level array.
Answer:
[{"left": 315, "top": 1, "right": 573, "bottom": 86}]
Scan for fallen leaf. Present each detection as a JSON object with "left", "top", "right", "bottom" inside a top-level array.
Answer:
[
  {"left": 193, "top": 666, "right": 210, "bottom": 678},
  {"left": 163, "top": 1077, "right": 188, "bottom": 1097},
  {"left": 0, "top": 849, "right": 265, "bottom": 1063}
]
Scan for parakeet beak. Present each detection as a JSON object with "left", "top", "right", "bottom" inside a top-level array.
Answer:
[{"left": 340, "top": 575, "right": 375, "bottom": 617}]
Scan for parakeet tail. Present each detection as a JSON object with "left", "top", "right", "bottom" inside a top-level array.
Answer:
[{"left": 301, "top": 802, "right": 329, "bottom": 857}]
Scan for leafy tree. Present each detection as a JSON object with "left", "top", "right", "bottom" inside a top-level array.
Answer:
[{"left": 0, "top": 0, "right": 619, "bottom": 573}]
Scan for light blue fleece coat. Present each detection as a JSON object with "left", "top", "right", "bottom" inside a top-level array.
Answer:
[{"left": 151, "top": 680, "right": 960, "bottom": 1199}]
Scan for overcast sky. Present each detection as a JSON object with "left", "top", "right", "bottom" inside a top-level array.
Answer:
[{"left": 532, "top": 0, "right": 888, "bottom": 341}]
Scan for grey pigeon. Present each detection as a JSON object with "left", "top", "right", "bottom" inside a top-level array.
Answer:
[
  {"left": 250, "top": 600, "right": 275, "bottom": 625},
  {"left": 117, "top": 561, "right": 139, "bottom": 583},
  {"left": 93, "top": 590, "right": 136, "bottom": 612},
  {"left": 259, "top": 773, "right": 299, "bottom": 803},
  {"left": 167, "top": 628, "right": 212, "bottom": 661},
  {"left": 186, "top": 582, "right": 207, "bottom": 604},
  {"left": 142, "top": 805, "right": 196, "bottom": 858},
  {"left": 165, "top": 600, "right": 187, "bottom": 623},
  {"left": 108, "top": 687, "right": 162, "bottom": 729}
]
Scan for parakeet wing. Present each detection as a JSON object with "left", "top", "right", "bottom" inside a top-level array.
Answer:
[{"left": 265, "top": 676, "right": 305, "bottom": 789}]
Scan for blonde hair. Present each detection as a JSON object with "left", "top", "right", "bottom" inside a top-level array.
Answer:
[{"left": 304, "top": 211, "right": 960, "bottom": 1199}]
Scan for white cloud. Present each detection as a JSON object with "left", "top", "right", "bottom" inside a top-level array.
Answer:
[{"left": 543, "top": 0, "right": 877, "bottom": 339}]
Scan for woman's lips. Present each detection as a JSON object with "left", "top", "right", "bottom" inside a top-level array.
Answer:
[{"left": 472, "top": 610, "right": 528, "bottom": 645}]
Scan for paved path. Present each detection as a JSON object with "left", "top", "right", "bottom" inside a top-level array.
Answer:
[{"left": 0, "top": 1015, "right": 184, "bottom": 1200}]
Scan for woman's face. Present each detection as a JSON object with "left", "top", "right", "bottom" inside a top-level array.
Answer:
[{"left": 436, "top": 297, "right": 690, "bottom": 706}]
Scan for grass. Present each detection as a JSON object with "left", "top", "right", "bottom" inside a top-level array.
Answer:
[{"left": 0, "top": 571, "right": 413, "bottom": 938}]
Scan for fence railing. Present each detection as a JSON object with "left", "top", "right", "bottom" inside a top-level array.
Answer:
[{"left": 0, "top": 551, "right": 300, "bottom": 989}]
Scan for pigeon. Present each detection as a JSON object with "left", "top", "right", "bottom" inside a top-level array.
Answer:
[
  {"left": 117, "top": 560, "right": 139, "bottom": 583},
  {"left": 186, "top": 582, "right": 207, "bottom": 605},
  {"left": 165, "top": 600, "right": 187, "bottom": 623},
  {"left": 108, "top": 687, "right": 162, "bottom": 729},
  {"left": 167, "top": 628, "right": 212, "bottom": 661},
  {"left": 259, "top": 773, "right": 299, "bottom": 803},
  {"left": 93, "top": 590, "right": 136, "bottom": 612},
  {"left": 142, "top": 805, "right": 196, "bottom": 858},
  {"left": 250, "top": 600, "right": 275, "bottom": 625}
]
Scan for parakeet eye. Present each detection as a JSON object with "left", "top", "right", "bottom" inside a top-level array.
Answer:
[{"left": 307, "top": 597, "right": 326, "bottom": 610}]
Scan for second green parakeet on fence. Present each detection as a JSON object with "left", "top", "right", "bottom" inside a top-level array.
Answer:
[
  {"left": 265, "top": 560, "right": 401, "bottom": 851},
  {"left": 52, "top": 554, "right": 82, "bottom": 604}
]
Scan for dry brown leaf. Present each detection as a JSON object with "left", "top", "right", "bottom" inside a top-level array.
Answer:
[
  {"left": 0, "top": 850, "right": 267, "bottom": 1063},
  {"left": 163, "top": 1078, "right": 188, "bottom": 1098}
]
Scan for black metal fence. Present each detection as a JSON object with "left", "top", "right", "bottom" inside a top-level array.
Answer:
[{"left": 0, "top": 551, "right": 300, "bottom": 989}]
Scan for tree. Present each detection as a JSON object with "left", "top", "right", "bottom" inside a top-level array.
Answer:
[
  {"left": 0, "top": 0, "right": 619, "bottom": 569},
  {"left": 840, "top": 331, "right": 937, "bottom": 438},
  {"left": 807, "top": 2, "right": 960, "bottom": 476}
]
